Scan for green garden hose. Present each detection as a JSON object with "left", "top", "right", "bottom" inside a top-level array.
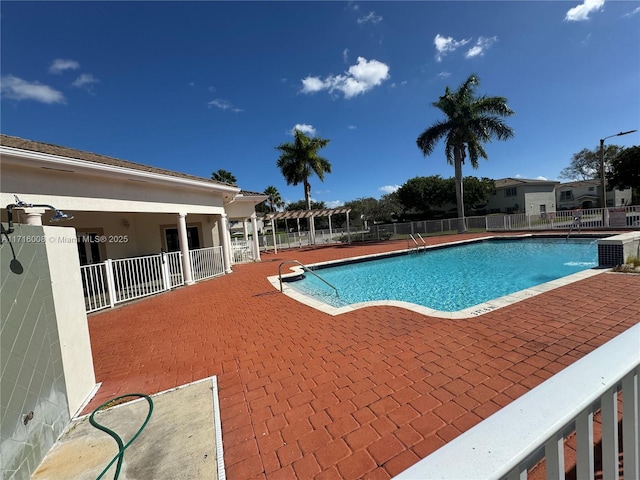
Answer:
[{"left": 89, "top": 393, "right": 154, "bottom": 480}]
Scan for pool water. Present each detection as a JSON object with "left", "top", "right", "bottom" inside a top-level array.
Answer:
[{"left": 285, "top": 238, "right": 599, "bottom": 312}]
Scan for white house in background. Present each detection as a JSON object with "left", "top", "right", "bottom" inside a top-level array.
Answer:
[
  {"left": 486, "top": 178, "right": 560, "bottom": 215},
  {"left": 555, "top": 179, "right": 632, "bottom": 210},
  {"left": 0, "top": 134, "right": 267, "bottom": 282}
]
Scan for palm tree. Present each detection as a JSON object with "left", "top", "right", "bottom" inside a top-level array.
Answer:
[
  {"left": 211, "top": 169, "right": 237, "bottom": 185},
  {"left": 417, "top": 74, "right": 515, "bottom": 232},
  {"left": 264, "top": 185, "right": 284, "bottom": 213},
  {"left": 275, "top": 130, "right": 331, "bottom": 210}
]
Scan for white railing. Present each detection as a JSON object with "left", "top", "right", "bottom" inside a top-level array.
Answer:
[
  {"left": 80, "top": 262, "right": 111, "bottom": 313},
  {"left": 368, "top": 206, "right": 640, "bottom": 241},
  {"left": 164, "top": 251, "right": 184, "bottom": 288},
  {"left": 394, "top": 323, "right": 640, "bottom": 480},
  {"left": 109, "top": 254, "right": 166, "bottom": 304},
  {"left": 80, "top": 251, "right": 186, "bottom": 313},
  {"left": 189, "top": 246, "right": 224, "bottom": 282},
  {"left": 231, "top": 239, "right": 253, "bottom": 264}
]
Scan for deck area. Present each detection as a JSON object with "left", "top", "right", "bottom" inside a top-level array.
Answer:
[{"left": 83, "top": 233, "right": 640, "bottom": 479}]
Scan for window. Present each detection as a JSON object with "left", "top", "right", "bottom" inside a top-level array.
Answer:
[
  {"left": 77, "top": 232, "right": 103, "bottom": 265},
  {"left": 164, "top": 226, "right": 201, "bottom": 252},
  {"left": 504, "top": 187, "right": 517, "bottom": 197},
  {"left": 560, "top": 191, "right": 573, "bottom": 201}
]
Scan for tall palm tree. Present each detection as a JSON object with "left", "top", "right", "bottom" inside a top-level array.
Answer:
[
  {"left": 417, "top": 74, "right": 515, "bottom": 232},
  {"left": 211, "top": 169, "right": 237, "bottom": 185},
  {"left": 276, "top": 130, "right": 331, "bottom": 210},
  {"left": 264, "top": 185, "right": 284, "bottom": 213}
]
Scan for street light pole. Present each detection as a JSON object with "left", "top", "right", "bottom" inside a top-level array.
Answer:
[{"left": 599, "top": 129, "right": 637, "bottom": 210}]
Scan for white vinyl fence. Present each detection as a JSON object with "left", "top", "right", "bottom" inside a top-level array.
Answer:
[
  {"left": 189, "top": 246, "right": 225, "bottom": 282},
  {"left": 81, "top": 247, "right": 225, "bottom": 313},
  {"left": 394, "top": 323, "right": 640, "bottom": 480}
]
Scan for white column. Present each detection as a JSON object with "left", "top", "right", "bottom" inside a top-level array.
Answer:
[
  {"left": 219, "top": 213, "right": 232, "bottom": 273},
  {"left": 242, "top": 218, "right": 249, "bottom": 242},
  {"left": 178, "top": 213, "right": 194, "bottom": 285},
  {"left": 328, "top": 215, "right": 333, "bottom": 241},
  {"left": 271, "top": 218, "right": 277, "bottom": 254},
  {"left": 346, "top": 211, "right": 351, "bottom": 244},
  {"left": 21, "top": 208, "right": 46, "bottom": 226},
  {"left": 251, "top": 213, "right": 260, "bottom": 261}
]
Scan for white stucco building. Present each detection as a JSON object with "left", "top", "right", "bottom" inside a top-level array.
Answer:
[
  {"left": 0, "top": 134, "right": 267, "bottom": 281},
  {"left": 486, "top": 178, "right": 560, "bottom": 215}
]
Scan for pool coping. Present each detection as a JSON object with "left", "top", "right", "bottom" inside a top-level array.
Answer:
[{"left": 267, "top": 234, "right": 610, "bottom": 319}]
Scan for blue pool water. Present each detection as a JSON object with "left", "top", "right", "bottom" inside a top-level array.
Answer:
[{"left": 285, "top": 238, "right": 599, "bottom": 312}]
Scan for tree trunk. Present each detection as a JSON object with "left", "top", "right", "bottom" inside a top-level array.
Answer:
[
  {"left": 454, "top": 146, "right": 467, "bottom": 233},
  {"left": 304, "top": 179, "right": 311, "bottom": 210}
]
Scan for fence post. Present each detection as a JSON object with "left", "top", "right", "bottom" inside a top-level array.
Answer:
[
  {"left": 104, "top": 259, "right": 117, "bottom": 308},
  {"left": 161, "top": 252, "right": 171, "bottom": 291}
]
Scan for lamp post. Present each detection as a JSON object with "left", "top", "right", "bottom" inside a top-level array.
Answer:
[{"left": 599, "top": 129, "right": 637, "bottom": 210}]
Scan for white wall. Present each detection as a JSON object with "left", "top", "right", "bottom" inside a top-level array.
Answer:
[
  {"left": 43, "top": 225, "right": 96, "bottom": 416},
  {"left": 1, "top": 161, "right": 227, "bottom": 215}
]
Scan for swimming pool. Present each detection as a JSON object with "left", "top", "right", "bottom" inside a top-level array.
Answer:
[{"left": 274, "top": 236, "right": 606, "bottom": 318}]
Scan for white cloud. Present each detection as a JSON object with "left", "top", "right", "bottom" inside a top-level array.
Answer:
[
  {"left": 49, "top": 59, "right": 80, "bottom": 74},
  {"left": 437, "top": 71, "right": 452, "bottom": 79},
  {"left": 536, "top": 176, "right": 548, "bottom": 181},
  {"left": 208, "top": 98, "right": 243, "bottom": 112},
  {"left": 0, "top": 75, "right": 65, "bottom": 104},
  {"left": 465, "top": 36, "right": 498, "bottom": 59},
  {"left": 379, "top": 185, "right": 400, "bottom": 194},
  {"left": 624, "top": 6, "right": 640, "bottom": 17},
  {"left": 290, "top": 123, "right": 316, "bottom": 136},
  {"left": 347, "top": 125, "right": 357, "bottom": 130},
  {"left": 72, "top": 73, "right": 99, "bottom": 89},
  {"left": 325, "top": 200, "right": 344, "bottom": 209},
  {"left": 390, "top": 80, "right": 407, "bottom": 88},
  {"left": 301, "top": 56, "right": 390, "bottom": 99},
  {"left": 434, "top": 34, "right": 471, "bottom": 62},
  {"left": 343, "top": 48, "right": 349, "bottom": 63},
  {"left": 565, "top": 0, "right": 605, "bottom": 22},
  {"left": 301, "top": 76, "right": 326, "bottom": 94},
  {"left": 357, "top": 11, "right": 383, "bottom": 25}
]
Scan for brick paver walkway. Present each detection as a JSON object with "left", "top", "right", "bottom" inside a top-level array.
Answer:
[{"left": 83, "top": 234, "right": 640, "bottom": 479}]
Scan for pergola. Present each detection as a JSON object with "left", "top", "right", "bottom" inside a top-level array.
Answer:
[{"left": 264, "top": 207, "right": 352, "bottom": 252}]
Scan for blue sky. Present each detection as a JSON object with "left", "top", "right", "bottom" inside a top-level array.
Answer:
[{"left": 2, "top": 1, "right": 639, "bottom": 208}]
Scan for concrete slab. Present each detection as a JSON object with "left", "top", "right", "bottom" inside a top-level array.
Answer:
[{"left": 32, "top": 377, "right": 223, "bottom": 480}]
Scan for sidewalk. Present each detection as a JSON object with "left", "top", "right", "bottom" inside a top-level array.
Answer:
[{"left": 32, "top": 378, "right": 223, "bottom": 479}]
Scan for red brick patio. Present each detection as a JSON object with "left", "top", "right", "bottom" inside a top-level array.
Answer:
[{"left": 83, "top": 234, "right": 640, "bottom": 479}]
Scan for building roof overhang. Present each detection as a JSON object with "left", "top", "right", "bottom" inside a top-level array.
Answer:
[{"left": 0, "top": 135, "right": 241, "bottom": 200}]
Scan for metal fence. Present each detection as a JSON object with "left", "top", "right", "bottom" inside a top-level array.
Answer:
[
  {"left": 259, "top": 206, "right": 639, "bottom": 250},
  {"left": 80, "top": 247, "right": 226, "bottom": 314},
  {"left": 189, "top": 246, "right": 225, "bottom": 282}
]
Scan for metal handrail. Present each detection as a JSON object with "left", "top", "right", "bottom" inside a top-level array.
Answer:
[
  {"left": 409, "top": 234, "right": 424, "bottom": 252},
  {"left": 278, "top": 260, "right": 338, "bottom": 296}
]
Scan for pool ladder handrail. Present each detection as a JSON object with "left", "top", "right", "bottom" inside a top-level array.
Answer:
[
  {"left": 409, "top": 234, "right": 427, "bottom": 252},
  {"left": 566, "top": 216, "right": 581, "bottom": 240},
  {"left": 278, "top": 260, "right": 339, "bottom": 297}
]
